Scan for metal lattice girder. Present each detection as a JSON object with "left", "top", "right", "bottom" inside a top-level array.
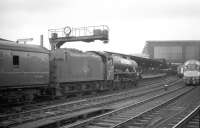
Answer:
[{"left": 48, "top": 25, "right": 109, "bottom": 50}]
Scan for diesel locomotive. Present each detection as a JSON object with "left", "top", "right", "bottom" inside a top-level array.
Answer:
[
  {"left": 183, "top": 59, "right": 200, "bottom": 85},
  {"left": 0, "top": 41, "right": 140, "bottom": 104}
]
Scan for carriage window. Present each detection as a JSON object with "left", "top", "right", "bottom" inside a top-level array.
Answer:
[{"left": 13, "top": 55, "right": 19, "bottom": 66}]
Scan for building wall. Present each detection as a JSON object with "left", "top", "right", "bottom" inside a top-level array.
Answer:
[
  {"left": 185, "top": 46, "right": 199, "bottom": 60},
  {"left": 144, "top": 41, "right": 200, "bottom": 63},
  {"left": 154, "top": 46, "right": 183, "bottom": 62}
]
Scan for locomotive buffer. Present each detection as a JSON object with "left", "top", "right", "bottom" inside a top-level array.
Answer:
[{"left": 49, "top": 25, "right": 109, "bottom": 50}]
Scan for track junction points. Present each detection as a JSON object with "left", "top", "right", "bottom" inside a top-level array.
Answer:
[{"left": 0, "top": 76, "right": 179, "bottom": 128}]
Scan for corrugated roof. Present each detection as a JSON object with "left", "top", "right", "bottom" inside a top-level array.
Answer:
[
  {"left": 0, "top": 38, "right": 13, "bottom": 42},
  {"left": 147, "top": 40, "right": 200, "bottom": 42},
  {"left": 146, "top": 40, "right": 200, "bottom": 46}
]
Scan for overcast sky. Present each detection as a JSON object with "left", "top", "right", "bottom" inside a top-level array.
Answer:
[{"left": 1, "top": 0, "right": 200, "bottom": 54}]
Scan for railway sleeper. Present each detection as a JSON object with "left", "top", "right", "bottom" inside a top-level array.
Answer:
[{"left": 91, "top": 121, "right": 116, "bottom": 127}]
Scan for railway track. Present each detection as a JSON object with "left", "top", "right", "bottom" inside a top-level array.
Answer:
[
  {"left": 172, "top": 104, "right": 200, "bottom": 128},
  {"left": 0, "top": 76, "right": 179, "bottom": 127},
  {"left": 13, "top": 81, "right": 183, "bottom": 128},
  {"left": 172, "top": 105, "right": 200, "bottom": 128},
  {"left": 146, "top": 86, "right": 200, "bottom": 128},
  {"left": 60, "top": 84, "right": 193, "bottom": 128},
  {"left": 2, "top": 76, "right": 174, "bottom": 114}
]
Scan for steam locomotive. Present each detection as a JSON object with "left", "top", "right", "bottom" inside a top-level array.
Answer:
[{"left": 0, "top": 41, "right": 140, "bottom": 104}]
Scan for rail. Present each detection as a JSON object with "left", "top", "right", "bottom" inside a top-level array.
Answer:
[
  {"left": 172, "top": 104, "right": 200, "bottom": 128},
  {"left": 63, "top": 86, "right": 191, "bottom": 128}
]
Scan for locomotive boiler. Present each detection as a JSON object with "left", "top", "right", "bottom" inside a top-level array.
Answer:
[{"left": 112, "top": 55, "right": 138, "bottom": 83}]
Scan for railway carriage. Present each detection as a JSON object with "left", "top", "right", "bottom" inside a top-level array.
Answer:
[
  {"left": 0, "top": 41, "right": 50, "bottom": 103},
  {"left": 183, "top": 60, "right": 200, "bottom": 85}
]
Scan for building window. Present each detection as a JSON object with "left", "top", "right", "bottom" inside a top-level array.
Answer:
[{"left": 13, "top": 55, "right": 19, "bottom": 66}]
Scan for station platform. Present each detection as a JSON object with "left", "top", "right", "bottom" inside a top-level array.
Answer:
[{"left": 141, "top": 73, "right": 166, "bottom": 79}]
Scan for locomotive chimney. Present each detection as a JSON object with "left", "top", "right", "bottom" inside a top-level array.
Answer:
[{"left": 40, "top": 35, "right": 43, "bottom": 47}]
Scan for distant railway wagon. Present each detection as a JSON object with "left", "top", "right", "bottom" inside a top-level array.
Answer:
[
  {"left": 177, "top": 64, "right": 184, "bottom": 78},
  {"left": 183, "top": 60, "right": 200, "bottom": 85},
  {"left": 0, "top": 41, "right": 50, "bottom": 102}
]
